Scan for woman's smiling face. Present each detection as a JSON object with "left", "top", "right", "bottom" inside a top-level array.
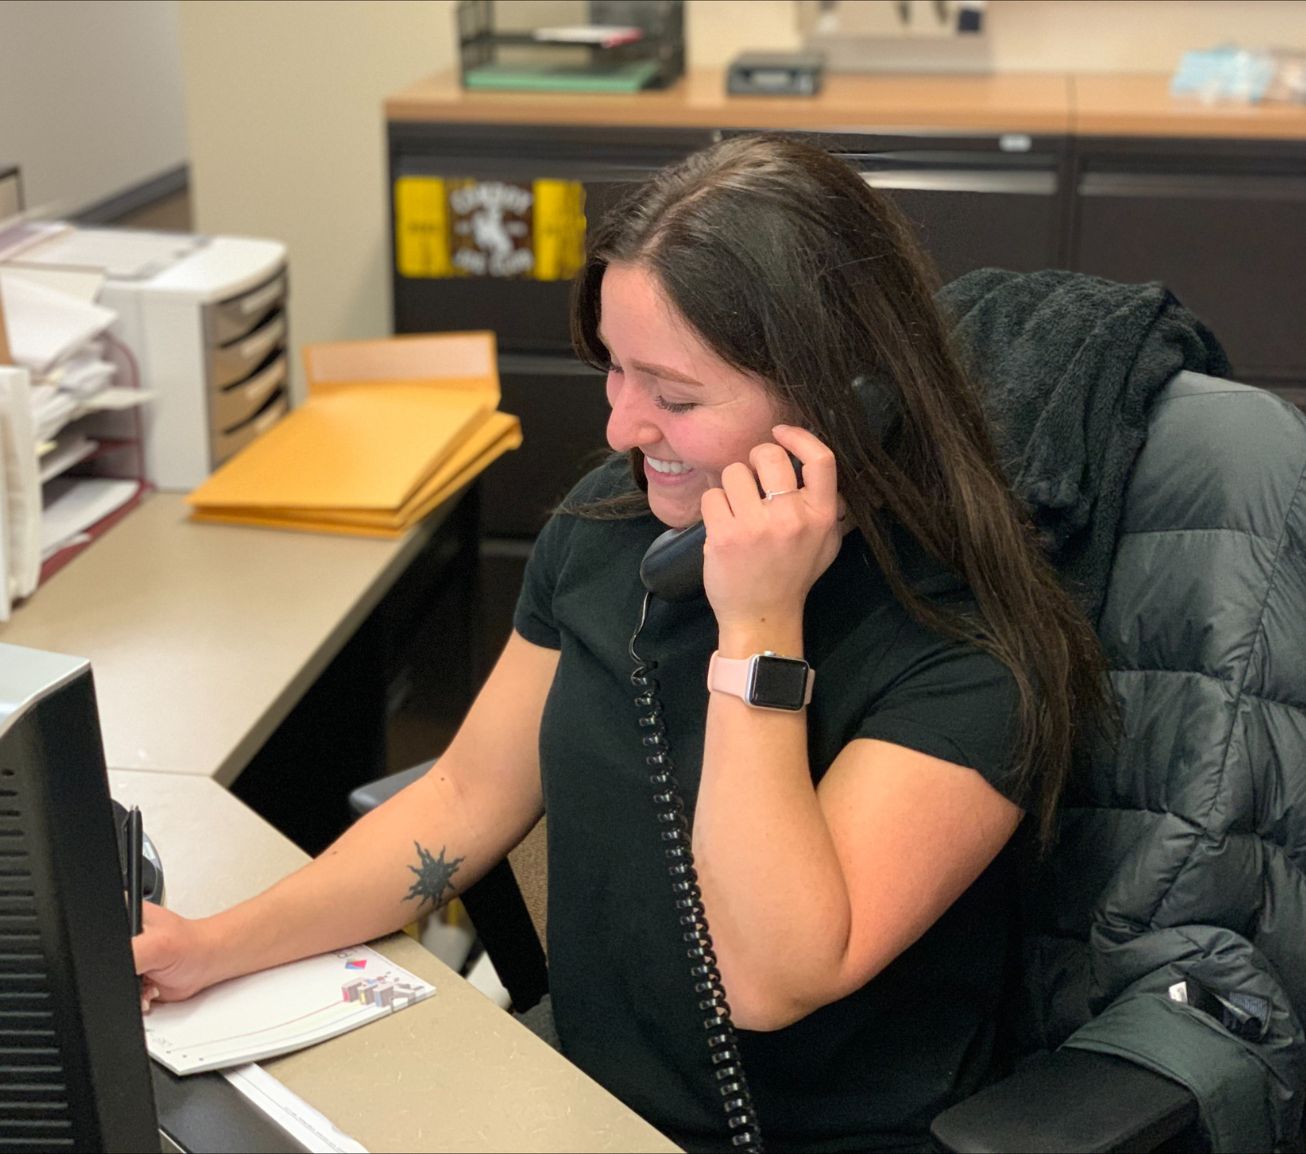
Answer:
[{"left": 601, "top": 262, "right": 789, "bottom": 529}]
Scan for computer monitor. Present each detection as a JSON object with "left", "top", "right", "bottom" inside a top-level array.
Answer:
[{"left": 0, "top": 641, "right": 158, "bottom": 1152}]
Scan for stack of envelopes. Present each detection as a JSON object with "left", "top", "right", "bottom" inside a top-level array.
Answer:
[{"left": 187, "top": 332, "right": 520, "bottom": 538}]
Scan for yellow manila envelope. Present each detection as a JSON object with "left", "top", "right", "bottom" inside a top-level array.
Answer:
[
  {"left": 301, "top": 332, "right": 498, "bottom": 398},
  {"left": 188, "top": 332, "right": 504, "bottom": 515},
  {"left": 191, "top": 412, "right": 522, "bottom": 535}
]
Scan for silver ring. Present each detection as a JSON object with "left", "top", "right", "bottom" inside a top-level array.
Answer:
[{"left": 762, "top": 488, "right": 800, "bottom": 502}]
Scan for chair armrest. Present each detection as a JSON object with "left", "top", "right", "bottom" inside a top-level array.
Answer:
[
  {"left": 347, "top": 760, "right": 433, "bottom": 816},
  {"left": 929, "top": 1048, "right": 1199, "bottom": 1153}
]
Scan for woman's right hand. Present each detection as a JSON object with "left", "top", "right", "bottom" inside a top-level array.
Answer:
[{"left": 132, "top": 902, "right": 225, "bottom": 1012}]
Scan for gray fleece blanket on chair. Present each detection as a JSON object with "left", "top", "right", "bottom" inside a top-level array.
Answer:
[{"left": 936, "top": 268, "right": 1231, "bottom": 625}]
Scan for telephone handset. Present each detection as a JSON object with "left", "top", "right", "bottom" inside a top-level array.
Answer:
[
  {"left": 638, "top": 519, "right": 712, "bottom": 603},
  {"left": 638, "top": 375, "right": 897, "bottom": 601}
]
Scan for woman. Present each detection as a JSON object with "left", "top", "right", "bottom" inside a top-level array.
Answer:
[{"left": 135, "top": 135, "right": 1109, "bottom": 1152}]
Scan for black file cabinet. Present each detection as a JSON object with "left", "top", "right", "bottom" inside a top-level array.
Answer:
[{"left": 1068, "top": 137, "right": 1306, "bottom": 404}]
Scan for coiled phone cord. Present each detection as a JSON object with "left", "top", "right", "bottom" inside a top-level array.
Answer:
[{"left": 629, "top": 590, "right": 764, "bottom": 1153}]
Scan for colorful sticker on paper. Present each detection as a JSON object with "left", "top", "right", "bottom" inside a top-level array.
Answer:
[{"left": 394, "top": 176, "right": 586, "bottom": 281}]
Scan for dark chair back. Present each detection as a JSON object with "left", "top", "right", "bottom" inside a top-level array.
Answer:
[{"left": 1013, "top": 371, "right": 1306, "bottom": 1147}]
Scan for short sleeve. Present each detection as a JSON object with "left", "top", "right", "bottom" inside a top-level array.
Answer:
[
  {"left": 513, "top": 510, "right": 569, "bottom": 649},
  {"left": 856, "top": 641, "right": 1025, "bottom": 805},
  {"left": 512, "top": 454, "right": 640, "bottom": 650}
]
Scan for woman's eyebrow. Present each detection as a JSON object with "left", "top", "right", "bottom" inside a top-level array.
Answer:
[
  {"left": 596, "top": 329, "right": 702, "bottom": 387},
  {"left": 631, "top": 359, "right": 703, "bottom": 387}
]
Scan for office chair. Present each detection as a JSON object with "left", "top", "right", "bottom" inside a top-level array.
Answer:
[
  {"left": 352, "top": 371, "right": 1306, "bottom": 1152},
  {"left": 933, "top": 370, "right": 1306, "bottom": 1152}
]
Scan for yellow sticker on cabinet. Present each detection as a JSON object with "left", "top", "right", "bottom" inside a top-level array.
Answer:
[
  {"left": 394, "top": 176, "right": 451, "bottom": 278},
  {"left": 394, "top": 176, "right": 586, "bottom": 281},
  {"left": 533, "top": 179, "right": 587, "bottom": 282}
]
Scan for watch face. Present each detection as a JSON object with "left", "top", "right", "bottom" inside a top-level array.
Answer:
[{"left": 748, "top": 655, "right": 810, "bottom": 710}]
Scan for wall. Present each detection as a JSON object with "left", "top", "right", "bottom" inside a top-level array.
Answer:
[
  {"left": 177, "top": 0, "right": 458, "bottom": 400},
  {"left": 0, "top": 0, "right": 188, "bottom": 217},
  {"left": 985, "top": 1, "right": 1306, "bottom": 73},
  {"left": 693, "top": 1, "right": 1306, "bottom": 71}
]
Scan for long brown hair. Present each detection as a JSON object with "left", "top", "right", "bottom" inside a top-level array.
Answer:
[{"left": 570, "top": 134, "right": 1111, "bottom": 847}]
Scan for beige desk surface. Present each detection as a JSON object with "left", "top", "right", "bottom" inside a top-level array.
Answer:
[
  {"left": 389, "top": 68, "right": 1306, "bottom": 142},
  {"left": 0, "top": 493, "right": 444, "bottom": 785},
  {"left": 109, "top": 770, "right": 677, "bottom": 1153}
]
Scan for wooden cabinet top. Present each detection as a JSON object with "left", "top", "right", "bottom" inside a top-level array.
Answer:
[
  {"left": 387, "top": 69, "right": 1306, "bottom": 141},
  {"left": 1072, "top": 73, "right": 1306, "bottom": 139},
  {"left": 386, "top": 69, "right": 1072, "bottom": 134}
]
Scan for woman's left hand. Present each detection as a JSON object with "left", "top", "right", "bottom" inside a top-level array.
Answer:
[{"left": 701, "top": 424, "right": 843, "bottom": 633}]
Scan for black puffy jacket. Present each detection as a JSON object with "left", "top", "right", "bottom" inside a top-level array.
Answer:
[
  {"left": 1043, "top": 371, "right": 1306, "bottom": 1150},
  {"left": 939, "top": 270, "right": 1305, "bottom": 1149}
]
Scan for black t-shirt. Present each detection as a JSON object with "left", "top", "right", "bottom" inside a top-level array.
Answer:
[{"left": 513, "top": 455, "right": 1023, "bottom": 1153}]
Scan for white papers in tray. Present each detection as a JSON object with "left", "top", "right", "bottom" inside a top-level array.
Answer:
[
  {"left": 0, "top": 270, "right": 116, "bottom": 375},
  {"left": 29, "top": 384, "right": 77, "bottom": 443},
  {"left": 77, "top": 385, "right": 153, "bottom": 411},
  {"left": 532, "top": 23, "right": 643, "bottom": 44},
  {"left": 143, "top": 945, "right": 436, "bottom": 1076},
  {"left": 39, "top": 435, "right": 98, "bottom": 484},
  {"left": 40, "top": 476, "right": 138, "bottom": 560},
  {"left": 0, "top": 366, "right": 41, "bottom": 607}
]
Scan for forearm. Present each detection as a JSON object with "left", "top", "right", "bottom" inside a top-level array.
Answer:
[
  {"left": 197, "top": 766, "right": 527, "bottom": 986},
  {"left": 693, "top": 617, "right": 852, "bottom": 1030}
]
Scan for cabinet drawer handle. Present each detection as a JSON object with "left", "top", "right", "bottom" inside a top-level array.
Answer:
[
  {"left": 861, "top": 169, "right": 1055, "bottom": 196},
  {"left": 237, "top": 275, "right": 287, "bottom": 317}
]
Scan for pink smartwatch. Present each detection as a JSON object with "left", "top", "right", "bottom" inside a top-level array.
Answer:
[{"left": 708, "top": 650, "right": 814, "bottom": 712}]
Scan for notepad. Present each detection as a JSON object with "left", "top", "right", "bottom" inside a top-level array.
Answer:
[{"left": 144, "top": 945, "right": 436, "bottom": 1076}]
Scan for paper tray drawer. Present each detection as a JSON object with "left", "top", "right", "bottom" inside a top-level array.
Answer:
[
  {"left": 211, "top": 353, "right": 287, "bottom": 432},
  {"left": 211, "top": 393, "right": 289, "bottom": 467},
  {"left": 210, "top": 311, "right": 287, "bottom": 389},
  {"left": 209, "top": 269, "right": 288, "bottom": 345}
]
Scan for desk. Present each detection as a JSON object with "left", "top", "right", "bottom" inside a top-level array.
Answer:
[
  {"left": 108, "top": 770, "right": 676, "bottom": 1153},
  {"left": 0, "top": 492, "right": 459, "bottom": 786}
]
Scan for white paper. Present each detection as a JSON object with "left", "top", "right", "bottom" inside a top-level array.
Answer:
[
  {"left": 45, "top": 354, "right": 116, "bottom": 397},
  {"left": 28, "top": 384, "right": 77, "bottom": 443},
  {"left": 38, "top": 435, "right": 98, "bottom": 483},
  {"left": 0, "top": 270, "right": 117, "bottom": 374},
  {"left": 76, "top": 385, "right": 153, "bottom": 411},
  {"left": 143, "top": 945, "right": 436, "bottom": 1076},
  {"left": 0, "top": 221, "right": 71, "bottom": 263},
  {"left": 39, "top": 476, "right": 138, "bottom": 560},
  {"left": 0, "top": 365, "right": 41, "bottom": 598},
  {"left": 0, "top": 428, "right": 9, "bottom": 622},
  {"left": 13, "top": 226, "right": 204, "bottom": 281},
  {"left": 0, "top": 264, "right": 105, "bottom": 304},
  {"left": 222, "top": 1064, "right": 369, "bottom": 1154},
  {"left": 532, "top": 23, "right": 643, "bottom": 44}
]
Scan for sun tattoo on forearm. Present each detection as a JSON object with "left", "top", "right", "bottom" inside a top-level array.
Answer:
[{"left": 403, "top": 841, "right": 464, "bottom": 911}]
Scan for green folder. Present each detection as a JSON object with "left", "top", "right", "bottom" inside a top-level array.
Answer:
[{"left": 464, "top": 59, "right": 662, "bottom": 94}]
